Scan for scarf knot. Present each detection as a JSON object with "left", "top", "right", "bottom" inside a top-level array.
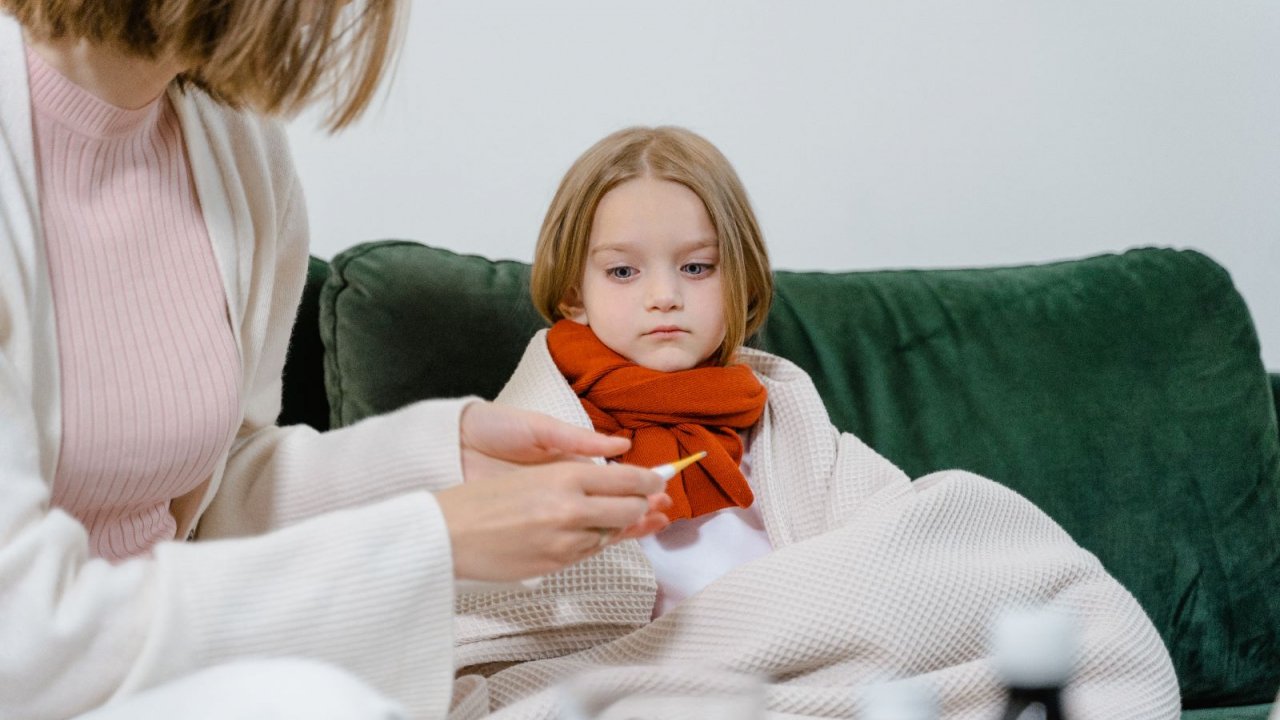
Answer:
[{"left": 547, "top": 320, "right": 767, "bottom": 520}]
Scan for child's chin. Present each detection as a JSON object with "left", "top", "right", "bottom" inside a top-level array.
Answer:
[{"left": 635, "top": 353, "right": 699, "bottom": 373}]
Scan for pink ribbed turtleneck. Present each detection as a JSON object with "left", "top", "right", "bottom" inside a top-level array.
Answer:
[{"left": 27, "top": 45, "right": 241, "bottom": 563}]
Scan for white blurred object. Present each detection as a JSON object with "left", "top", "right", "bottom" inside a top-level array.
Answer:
[
  {"left": 991, "top": 606, "right": 1079, "bottom": 720},
  {"left": 557, "top": 682, "right": 591, "bottom": 720},
  {"left": 857, "top": 678, "right": 939, "bottom": 720},
  {"left": 992, "top": 606, "right": 1080, "bottom": 688}
]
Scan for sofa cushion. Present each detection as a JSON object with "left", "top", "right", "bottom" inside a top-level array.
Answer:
[
  {"left": 319, "top": 241, "right": 1280, "bottom": 707},
  {"left": 320, "top": 241, "right": 548, "bottom": 428}
]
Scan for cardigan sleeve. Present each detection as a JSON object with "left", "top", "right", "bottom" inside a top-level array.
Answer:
[
  {"left": 0, "top": 350, "right": 157, "bottom": 719},
  {"left": 0, "top": 350, "right": 456, "bottom": 717},
  {"left": 196, "top": 169, "right": 475, "bottom": 539}
]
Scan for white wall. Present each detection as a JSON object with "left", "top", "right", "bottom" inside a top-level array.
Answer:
[{"left": 286, "top": 0, "right": 1280, "bottom": 368}]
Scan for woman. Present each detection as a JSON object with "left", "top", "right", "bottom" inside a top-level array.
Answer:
[{"left": 0, "top": 2, "right": 671, "bottom": 718}]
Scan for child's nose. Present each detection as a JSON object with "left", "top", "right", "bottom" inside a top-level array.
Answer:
[{"left": 645, "top": 273, "right": 682, "bottom": 311}]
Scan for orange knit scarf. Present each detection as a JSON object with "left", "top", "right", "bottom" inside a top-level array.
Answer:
[{"left": 546, "top": 320, "right": 767, "bottom": 520}]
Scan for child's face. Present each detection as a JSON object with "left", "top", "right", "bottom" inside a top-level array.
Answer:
[{"left": 564, "top": 176, "right": 727, "bottom": 372}]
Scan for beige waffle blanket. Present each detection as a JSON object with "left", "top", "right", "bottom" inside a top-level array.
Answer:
[{"left": 450, "top": 331, "right": 1179, "bottom": 719}]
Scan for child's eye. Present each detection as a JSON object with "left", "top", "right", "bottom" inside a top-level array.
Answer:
[
  {"left": 607, "top": 266, "right": 637, "bottom": 280},
  {"left": 682, "top": 262, "right": 714, "bottom": 277}
]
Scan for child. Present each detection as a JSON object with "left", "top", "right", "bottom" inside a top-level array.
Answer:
[{"left": 451, "top": 127, "right": 1179, "bottom": 719}]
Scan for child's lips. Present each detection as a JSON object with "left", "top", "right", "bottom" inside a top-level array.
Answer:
[{"left": 645, "top": 327, "right": 686, "bottom": 338}]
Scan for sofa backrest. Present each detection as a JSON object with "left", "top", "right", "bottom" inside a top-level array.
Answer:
[{"left": 281, "top": 241, "right": 1280, "bottom": 708}]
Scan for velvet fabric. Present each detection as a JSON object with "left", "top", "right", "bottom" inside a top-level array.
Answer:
[
  {"left": 752, "top": 249, "right": 1280, "bottom": 707},
  {"left": 312, "top": 240, "right": 1280, "bottom": 712},
  {"left": 1179, "top": 705, "right": 1275, "bottom": 720},
  {"left": 319, "top": 241, "right": 548, "bottom": 427}
]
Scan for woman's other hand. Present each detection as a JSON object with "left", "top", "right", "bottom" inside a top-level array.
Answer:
[{"left": 436, "top": 402, "right": 672, "bottom": 581}]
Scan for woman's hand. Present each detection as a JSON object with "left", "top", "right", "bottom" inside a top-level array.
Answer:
[{"left": 435, "top": 402, "right": 672, "bottom": 581}]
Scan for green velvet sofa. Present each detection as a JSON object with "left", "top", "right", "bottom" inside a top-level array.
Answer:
[{"left": 277, "top": 241, "right": 1280, "bottom": 719}]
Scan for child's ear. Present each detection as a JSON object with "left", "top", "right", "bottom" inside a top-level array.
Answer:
[{"left": 558, "top": 288, "right": 588, "bottom": 325}]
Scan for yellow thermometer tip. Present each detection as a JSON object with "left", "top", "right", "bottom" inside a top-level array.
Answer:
[
  {"left": 669, "top": 451, "right": 708, "bottom": 474},
  {"left": 650, "top": 451, "right": 709, "bottom": 481}
]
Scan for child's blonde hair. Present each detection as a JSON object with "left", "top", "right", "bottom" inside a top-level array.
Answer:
[
  {"left": 4, "top": 0, "right": 402, "bottom": 131},
  {"left": 531, "top": 126, "right": 773, "bottom": 366}
]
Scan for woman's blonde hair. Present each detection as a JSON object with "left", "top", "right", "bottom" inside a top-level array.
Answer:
[
  {"left": 4, "top": 0, "right": 402, "bottom": 130},
  {"left": 531, "top": 126, "right": 773, "bottom": 366}
]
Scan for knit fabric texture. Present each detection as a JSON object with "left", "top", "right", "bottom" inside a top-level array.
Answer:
[
  {"left": 546, "top": 319, "right": 765, "bottom": 520},
  {"left": 28, "top": 46, "right": 240, "bottom": 562},
  {"left": 451, "top": 331, "right": 1180, "bottom": 719}
]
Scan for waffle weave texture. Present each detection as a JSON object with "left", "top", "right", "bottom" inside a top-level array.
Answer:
[{"left": 451, "top": 331, "right": 1180, "bottom": 719}]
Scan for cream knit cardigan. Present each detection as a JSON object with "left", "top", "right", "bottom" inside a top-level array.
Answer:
[
  {"left": 452, "top": 331, "right": 1181, "bottom": 719},
  {"left": 1, "top": 17, "right": 466, "bottom": 719}
]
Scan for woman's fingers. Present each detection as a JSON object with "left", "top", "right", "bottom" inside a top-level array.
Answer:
[
  {"left": 438, "top": 458, "right": 670, "bottom": 582},
  {"left": 572, "top": 462, "right": 666, "bottom": 498},
  {"left": 576, "top": 494, "right": 652, "bottom": 530},
  {"left": 526, "top": 413, "right": 631, "bottom": 461},
  {"left": 447, "top": 404, "right": 680, "bottom": 582},
  {"left": 615, "top": 511, "right": 671, "bottom": 541},
  {"left": 518, "top": 463, "right": 655, "bottom": 530},
  {"left": 613, "top": 495, "right": 674, "bottom": 540},
  {"left": 647, "top": 492, "right": 674, "bottom": 513},
  {"left": 459, "top": 402, "right": 630, "bottom": 465}
]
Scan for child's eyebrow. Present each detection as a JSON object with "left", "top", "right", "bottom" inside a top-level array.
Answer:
[
  {"left": 589, "top": 243, "right": 631, "bottom": 257},
  {"left": 589, "top": 238, "right": 718, "bottom": 257},
  {"left": 682, "top": 238, "right": 719, "bottom": 251}
]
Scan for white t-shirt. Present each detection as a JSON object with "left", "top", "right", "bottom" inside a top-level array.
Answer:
[{"left": 638, "top": 435, "right": 774, "bottom": 618}]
